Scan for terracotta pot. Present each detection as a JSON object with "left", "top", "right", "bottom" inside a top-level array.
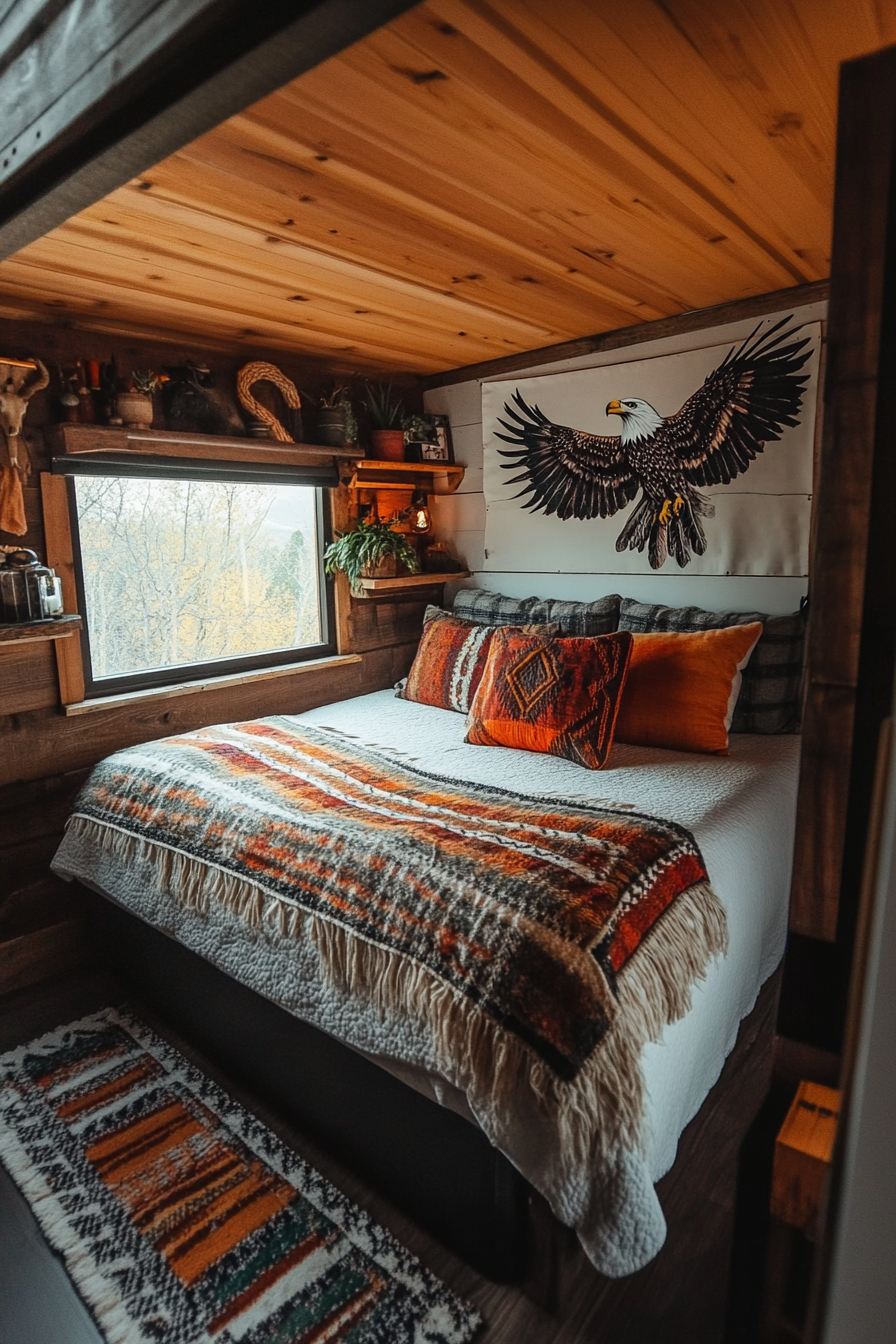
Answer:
[
  {"left": 116, "top": 391, "right": 154, "bottom": 429},
  {"left": 361, "top": 554, "right": 400, "bottom": 580},
  {"left": 370, "top": 429, "right": 405, "bottom": 461}
]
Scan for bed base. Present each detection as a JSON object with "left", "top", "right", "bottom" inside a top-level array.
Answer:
[{"left": 95, "top": 896, "right": 779, "bottom": 1328}]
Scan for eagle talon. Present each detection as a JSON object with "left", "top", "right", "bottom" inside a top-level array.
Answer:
[
  {"left": 673, "top": 495, "right": 684, "bottom": 516},
  {"left": 658, "top": 498, "right": 673, "bottom": 526}
]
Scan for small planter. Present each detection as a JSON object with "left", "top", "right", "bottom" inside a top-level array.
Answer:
[
  {"left": 361, "top": 554, "right": 401, "bottom": 580},
  {"left": 316, "top": 407, "right": 347, "bottom": 447},
  {"left": 370, "top": 429, "right": 405, "bottom": 461},
  {"left": 116, "top": 392, "right": 154, "bottom": 429}
]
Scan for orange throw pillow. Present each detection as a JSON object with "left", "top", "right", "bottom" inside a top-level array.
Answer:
[
  {"left": 465, "top": 629, "right": 632, "bottom": 770},
  {"left": 614, "top": 624, "right": 763, "bottom": 754}
]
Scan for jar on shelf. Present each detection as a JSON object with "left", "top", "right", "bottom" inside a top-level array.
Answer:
[{"left": 0, "top": 550, "right": 64, "bottom": 622}]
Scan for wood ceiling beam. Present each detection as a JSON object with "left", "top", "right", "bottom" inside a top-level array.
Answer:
[
  {"left": 0, "top": 0, "right": 419, "bottom": 259},
  {"left": 423, "top": 277, "right": 830, "bottom": 386}
]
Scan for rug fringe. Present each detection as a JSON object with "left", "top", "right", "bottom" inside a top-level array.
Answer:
[{"left": 63, "top": 816, "right": 727, "bottom": 1173}]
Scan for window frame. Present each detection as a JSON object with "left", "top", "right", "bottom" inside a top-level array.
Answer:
[{"left": 60, "top": 467, "right": 337, "bottom": 700}]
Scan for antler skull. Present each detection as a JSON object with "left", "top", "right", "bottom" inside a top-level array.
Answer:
[{"left": 0, "top": 359, "right": 49, "bottom": 476}]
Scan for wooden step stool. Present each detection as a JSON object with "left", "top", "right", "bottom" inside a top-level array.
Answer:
[{"left": 761, "top": 1081, "right": 841, "bottom": 1342}]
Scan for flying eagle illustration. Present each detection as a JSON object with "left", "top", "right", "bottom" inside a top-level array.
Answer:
[{"left": 496, "top": 316, "right": 813, "bottom": 569}]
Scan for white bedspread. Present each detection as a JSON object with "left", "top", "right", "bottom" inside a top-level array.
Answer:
[{"left": 53, "top": 691, "right": 800, "bottom": 1276}]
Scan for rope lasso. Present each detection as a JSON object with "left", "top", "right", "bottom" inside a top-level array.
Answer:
[{"left": 236, "top": 362, "right": 301, "bottom": 443}]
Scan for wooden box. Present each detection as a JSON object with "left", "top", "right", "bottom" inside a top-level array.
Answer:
[{"left": 771, "top": 1080, "right": 841, "bottom": 1240}]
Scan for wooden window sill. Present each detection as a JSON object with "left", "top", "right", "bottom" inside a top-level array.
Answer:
[{"left": 62, "top": 653, "right": 362, "bottom": 716}]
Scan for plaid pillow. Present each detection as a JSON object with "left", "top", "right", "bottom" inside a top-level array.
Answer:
[
  {"left": 618, "top": 599, "right": 807, "bottom": 734},
  {"left": 452, "top": 587, "right": 621, "bottom": 637}
]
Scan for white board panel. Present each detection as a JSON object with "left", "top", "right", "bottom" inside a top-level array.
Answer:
[
  {"left": 481, "top": 491, "right": 810, "bottom": 576},
  {"left": 460, "top": 572, "right": 808, "bottom": 616}
]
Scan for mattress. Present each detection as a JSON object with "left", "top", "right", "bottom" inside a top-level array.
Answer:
[{"left": 52, "top": 690, "right": 800, "bottom": 1275}]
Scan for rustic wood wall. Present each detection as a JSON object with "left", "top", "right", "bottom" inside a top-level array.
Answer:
[{"left": 0, "top": 316, "right": 432, "bottom": 989}]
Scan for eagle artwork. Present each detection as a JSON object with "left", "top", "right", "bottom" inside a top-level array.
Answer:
[{"left": 496, "top": 317, "right": 813, "bottom": 569}]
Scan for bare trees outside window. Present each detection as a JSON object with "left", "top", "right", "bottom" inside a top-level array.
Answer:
[{"left": 73, "top": 477, "right": 323, "bottom": 681}]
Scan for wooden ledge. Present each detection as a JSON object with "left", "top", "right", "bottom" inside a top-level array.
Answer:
[
  {"left": 48, "top": 423, "right": 360, "bottom": 469},
  {"left": 0, "top": 615, "right": 82, "bottom": 646},
  {"left": 341, "top": 460, "right": 465, "bottom": 494},
  {"left": 356, "top": 571, "right": 471, "bottom": 594},
  {"left": 63, "top": 653, "right": 362, "bottom": 715}
]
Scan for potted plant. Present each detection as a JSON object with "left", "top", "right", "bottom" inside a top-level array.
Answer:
[
  {"left": 315, "top": 386, "right": 357, "bottom": 447},
  {"left": 364, "top": 381, "right": 405, "bottom": 461},
  {"left": 117, "top": 369, "right": 164, "bottom": 429},
  {"left": 324, "top": 517, "right": 419, "bottom": 596},
  {"left": 402, "top": 411, "right": 439, "bottom": 463}
]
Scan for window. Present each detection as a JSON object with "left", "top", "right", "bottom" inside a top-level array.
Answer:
[{"left": 67, "top": 471, "right": 334, "bottom": 696}]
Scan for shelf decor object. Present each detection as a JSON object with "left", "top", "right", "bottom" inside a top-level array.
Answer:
[
  {"left": 364, "top": 381, "right": 406, "bottom": 461},
  {"left": 323, "top": 517, "right": 420, "bottom": 597},
  {"left": 236, "top": 361, "right": 302, "bottom": 443}
]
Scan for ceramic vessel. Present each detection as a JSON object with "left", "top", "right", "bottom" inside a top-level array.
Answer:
[
  {"left": 316, "top": 407, "right": 347, "bottom": 447},
  {"left": 370, "top": 429, "right": 405, "bottom": 461},
  {"left": 115, "top": 392, "right": 154, "bottom": 429}
]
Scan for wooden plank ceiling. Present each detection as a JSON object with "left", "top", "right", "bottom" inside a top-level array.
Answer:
[{"left": 1, "top": 0, "right": 893, "bottom": 375}]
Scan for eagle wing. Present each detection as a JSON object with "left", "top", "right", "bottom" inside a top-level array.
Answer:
[
  {"left": 495, "top": 390, "right": 638, "bottom": 520},
  {"left": 663, "top": 316, "right": 813, "bottom": 487}
]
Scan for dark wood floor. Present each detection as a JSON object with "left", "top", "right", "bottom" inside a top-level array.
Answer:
[{"left": 0, "top": 969, "right": 777, "bottom": 1344}]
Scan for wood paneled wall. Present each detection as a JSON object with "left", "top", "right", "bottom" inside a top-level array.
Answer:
[{"left": 0, "top": 318, "right": 428, "bottom": 909}]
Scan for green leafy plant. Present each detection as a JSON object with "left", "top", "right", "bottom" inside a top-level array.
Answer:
[
  {"left": 131, "top": 369, "right": 165, "bottom": 395},
  {"left": 364, "top": 381, "right": 405, "bottom": 430},
  {"left": 316, "top": 383, "right": 349, "bottom": 409},
  {"left": 402, "top": 412, "right": 437, "bottom": 443},
  {"left": 323, "top": 518, "right": 419, "bottom": 596}
]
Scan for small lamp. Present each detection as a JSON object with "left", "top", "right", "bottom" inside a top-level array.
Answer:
[{"left": 409, "top": 489, "right": 432, "bottom": 534}]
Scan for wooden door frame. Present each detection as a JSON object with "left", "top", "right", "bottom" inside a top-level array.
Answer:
[{"left": 790, "top": 40, "right": 896, "bottom": 944}]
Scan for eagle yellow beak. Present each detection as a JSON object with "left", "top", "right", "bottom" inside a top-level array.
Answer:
[{"left": 606, "top": 399, "right": 624, "bottom": 416}]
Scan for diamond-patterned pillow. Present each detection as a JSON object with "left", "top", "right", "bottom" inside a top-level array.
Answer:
[{"left": 465, "top": 629, "right": 633, "bottom": 770}]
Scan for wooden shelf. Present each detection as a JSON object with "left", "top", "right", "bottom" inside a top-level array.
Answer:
[
  {"left": 356, "top": 571, "right": 471, "bottom": 594},
  {"left": 342, "top": 460, "right": 465, "bottom": 494},
  {"left": 47, "top": 423, "right": 361, "bottom": 470},
  {"left": 0, "top": 615, "right": 82, "bottom": 646}
]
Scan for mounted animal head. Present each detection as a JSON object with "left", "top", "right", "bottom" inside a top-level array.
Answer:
[{"left": 0, "top": 359, "right": 49, "bottom": 471}]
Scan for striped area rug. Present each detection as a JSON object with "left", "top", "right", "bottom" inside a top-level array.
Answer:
[{"left": 0, "top": 1008, "right": 482, "bottom": 1344}]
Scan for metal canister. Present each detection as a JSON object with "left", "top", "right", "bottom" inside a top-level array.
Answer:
[{"left": 0, "top": 549, "right": 64, "bottom": 621}]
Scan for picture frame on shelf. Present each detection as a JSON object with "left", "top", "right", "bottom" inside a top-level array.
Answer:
[{"left": 414, "top": 414, "right": 453, "bottom": 463}]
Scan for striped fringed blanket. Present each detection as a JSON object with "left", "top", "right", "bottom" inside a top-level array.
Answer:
[{"left": 62, "top": 718, "right": 728, "bottom": 1167}]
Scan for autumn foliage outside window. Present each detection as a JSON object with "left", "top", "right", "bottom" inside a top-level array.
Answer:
[{"left": 72, "top": 476, "right": 328, "bottom": 688}]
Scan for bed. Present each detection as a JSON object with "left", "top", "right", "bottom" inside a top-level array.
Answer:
[{"left": 51, "top": 686, "right": 800, "bottom": 1286}]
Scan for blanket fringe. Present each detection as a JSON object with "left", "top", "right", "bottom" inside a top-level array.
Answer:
[{"left": 63, "top": 815, "right": 727, "bottom": 1171}]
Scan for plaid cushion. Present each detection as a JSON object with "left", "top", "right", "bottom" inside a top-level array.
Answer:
[
  {"left": 618, "top": 599, "right": 807, "bottom": 734},
  {"left": 452, "top": 587, "right": 621, "bottom": 637}
]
